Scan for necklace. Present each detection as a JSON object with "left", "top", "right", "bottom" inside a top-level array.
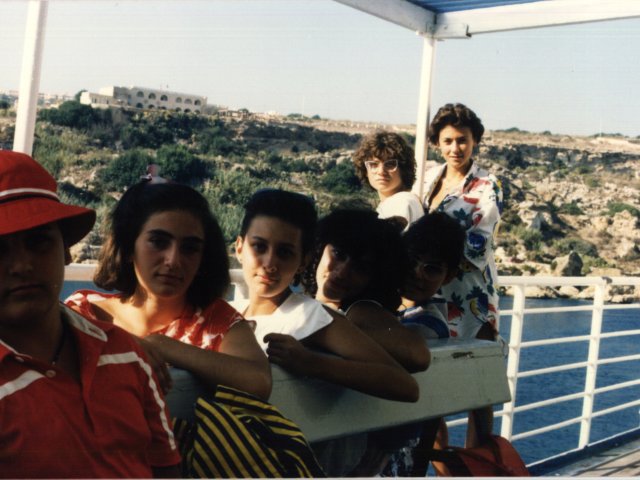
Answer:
[{"left": 50, "top": 320, "right": 67, "bottom": 366}]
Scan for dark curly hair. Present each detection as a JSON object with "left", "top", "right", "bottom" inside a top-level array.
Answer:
[
  {"left": 302, "top": 208, "right": 410, "bottom": 312},
  {"left": 403, "top": 212, "right": 465, "bottom": 271},
  {"left": 352, "top": 130, "right": 416, "bottom": 191},
  {"left": 428, "top": 103, "right": 485, "bottom": 146},
  {"left": 94, "top": 181, "right": 230, "bottom": 308}
]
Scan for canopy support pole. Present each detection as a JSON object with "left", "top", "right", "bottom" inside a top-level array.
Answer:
[
  {"left": 412, "top": 34, "right": 437, "bottom": 201},
  {"left": 13, "top": 0, "right": 49, "bottom": 155}
]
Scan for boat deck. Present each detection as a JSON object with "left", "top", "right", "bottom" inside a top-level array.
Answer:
[
  {"left": 533, "top": 432, "right": 640, "bottom": 477},
  {"left": 579, "top": 448, "right": 640, "bottom": 477}
]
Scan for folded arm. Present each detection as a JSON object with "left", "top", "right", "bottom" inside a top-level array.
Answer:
[
  {"left": 146, "top": 321, "right": 272, "bottom": 400},
  {"left": 266, "top": 310, "right": 419, "bottom": 402},
  {"left": 347, "top": 301, "right": 430, "bottom": 373}
]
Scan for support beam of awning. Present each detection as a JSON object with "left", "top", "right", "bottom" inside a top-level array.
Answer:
[
  {"left": 13, "top": 0, "right": 48, "bottom": 155},
  {"left": 412, "top": 36, "right": 436, "bottom": 201}
]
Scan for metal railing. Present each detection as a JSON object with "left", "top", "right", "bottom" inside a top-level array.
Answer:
[
  {"left": 496, "top": 275, "right": 640, "bottom": 462},
  {"left": 63, "top": 265, "right": 639, "bottom": 463}
]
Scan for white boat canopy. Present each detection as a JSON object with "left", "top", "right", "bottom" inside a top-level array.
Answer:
[{"left": 12, "top": 0, "right": 640, "bottom": 197}]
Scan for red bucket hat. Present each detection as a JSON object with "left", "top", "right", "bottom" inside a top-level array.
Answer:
[{"left": 0, "top": 151, "right": 96, "bottom": 246}]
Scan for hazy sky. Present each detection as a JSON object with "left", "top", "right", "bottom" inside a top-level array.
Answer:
[{"left": 2, "top": 0, "right": 640, "bottom": 137}]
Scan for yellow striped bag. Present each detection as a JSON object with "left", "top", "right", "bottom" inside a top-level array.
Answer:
[{"left": 176, "top": 385, "right": 325, "bottom": 478}]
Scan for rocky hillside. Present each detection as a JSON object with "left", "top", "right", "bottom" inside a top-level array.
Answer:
[
  {"left": 243, "top": 116, "right": 640, "bottom": 274},
  {"left": 1, "top": 106, "right": 638, "bottom": 302},
  {"left": 476, "top": 131, "right": 639, "bottom": 302}
]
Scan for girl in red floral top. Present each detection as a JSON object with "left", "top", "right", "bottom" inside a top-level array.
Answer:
[{"left": 66, "top": 180, "right": 271, "bottom": 400}]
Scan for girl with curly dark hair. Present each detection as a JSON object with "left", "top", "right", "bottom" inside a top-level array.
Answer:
[{"left": 352, "top": 130, "right": 424, "bottom": 230}]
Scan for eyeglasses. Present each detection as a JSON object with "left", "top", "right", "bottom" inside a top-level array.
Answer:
[
  {"left": 414, "top": 261, "right": 447, "bottom": 278},
  {"left": 364, "top": 159, "right": 399, "bottom": 173}
]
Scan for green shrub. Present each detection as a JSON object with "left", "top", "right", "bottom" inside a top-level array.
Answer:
[
  {"left": 38, "top": 101, "right": 110, "bottom": 130},
  {"left": 499, "top": 209, "right": 523, "bottom": 232},
  {"left": 581, "top": 255, "right": 610, "bottom": 274},
  {"left": 558, "top": 201, "right": 584, "bottom": 215},
  {"left": 584, "top": 176, "right": 600, "bottom": 188},
  {"left": 206, "top": 200, "right": 245, "bottom": 243},
  {"left": 577, "top": 164, "right": 594, "bottom": 174},
  {"left": 0, "top": 124, "right": 15, "bottom": 146},
  {"left": 317, "top": 161, "right": 361, "bottom": 195},
  {"left": 156, "top": 144, "right": 211, "bottom": 185},
  {"left": 35, "top": 150, "right": 65, "bottom": 177},
  {"left": 265, "top": 152, "right": 284, "bottom": 167},
  {"left": 119, "top": 121, "right": 172, "bottom": 149},
  {"left": 207, "top": 169, "right": 263, "bottom": 206},
  {"left": 514, "top": 226, "right": 543, "bottom": 250},
  {"left": 58, "top": 182, "right": 101, "bottom": 208},
  {"left": 197, "top": 126, "right": 240, "bottom": 156},
  {"left": 605, "top": 202, "right": 640, "bottom": 218},
  {"left": 97, "top": 149, "right": 153, "bottom": 192},
  {"left": 553, "top": 237, "right": 598, "bottom": 257}
]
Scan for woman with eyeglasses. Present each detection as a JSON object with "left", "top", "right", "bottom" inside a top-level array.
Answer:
[{"left": 352, "top": 130, "right": 424, "bottom": 230}]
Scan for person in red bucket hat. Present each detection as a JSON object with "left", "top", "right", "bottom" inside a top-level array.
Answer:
[{"left": 0, "top": 151, "right": 181, "bottom": 478}]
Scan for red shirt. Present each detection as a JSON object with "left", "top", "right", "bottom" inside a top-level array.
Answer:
[
  {"left": 0, "top": 305, "right": 180, "bottom": 478},
  {"left": 66, "top": 289, "right": 245, "bottom": 351}
]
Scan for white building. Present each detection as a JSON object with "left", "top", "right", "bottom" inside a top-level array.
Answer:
[{"left": 80, "top": 86, "right": 207, "bottom": 113}]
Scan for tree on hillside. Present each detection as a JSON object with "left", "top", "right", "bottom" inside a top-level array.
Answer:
[
  {"left": 318, "top": 161, "right": 361, "bottom": 195},
  {"left": 119, "top": 118, "right": 172, "bottom": 149},
  {"left": 97, "top": 149, "right": 153, "bottom": 192},
  {"left": 196, "top": 123, "right": 240, "bottom": 156},
  {"left": 38, "top": 100, "right": 110, "bottom": 130},
  {"left": 156, "top": 144, "right": 211, "bottom": 185}
]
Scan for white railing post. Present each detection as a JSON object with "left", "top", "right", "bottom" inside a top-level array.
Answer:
[
  {"left": 501, "top": 284, "right": 526, "bottom": 440},
  {"left": 13, "top": 0, "right": 49, "bottom": 155},
  {"left": 578, "top": 277, "right": 607, "bottom": 448},
  {"left": 229, "top": 268, "right": 248, "bottom": 300}
]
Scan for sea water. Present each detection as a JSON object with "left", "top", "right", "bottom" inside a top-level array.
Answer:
[
  {"left": 59, "top": 283, "right": 639, "bottom": 465},
  {"left": 447, "top": 296, "right": 640, "bottom": 465}
]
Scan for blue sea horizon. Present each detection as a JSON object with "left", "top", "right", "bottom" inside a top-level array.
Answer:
[{"left": 59, "top": 282, "right": 640, "bottom": 465}]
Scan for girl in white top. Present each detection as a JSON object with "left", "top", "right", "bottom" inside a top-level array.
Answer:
[
  {"left": 232, "top": 189, "right": 418, "bottom": 403},
  {"left": 352, "top": 130, "right": 424, "bottom": 230}
]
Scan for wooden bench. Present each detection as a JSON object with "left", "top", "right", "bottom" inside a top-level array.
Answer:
[{"left": 166, "top": 337, "right": 509, "bottom": 443}]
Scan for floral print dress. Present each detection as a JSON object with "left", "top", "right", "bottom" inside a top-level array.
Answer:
[{"left": 422, "top": 161, "right": 503, "bottom": 339}]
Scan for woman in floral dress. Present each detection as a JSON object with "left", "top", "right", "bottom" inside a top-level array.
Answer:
[
  {"left": 424, "top": 103, "right": 503, "bottom": 340},
  {"left": 423, "top": 103, "right": 503, "bottom": 454}
]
